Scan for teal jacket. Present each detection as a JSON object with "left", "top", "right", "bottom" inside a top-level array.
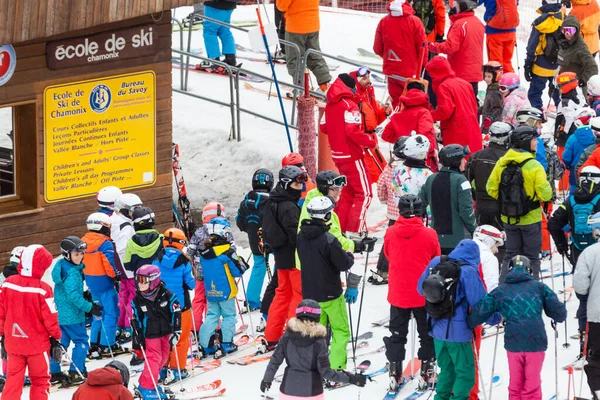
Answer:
[
  {"left": 52, "top": 258, "right": 93, "bottom": 326},
  {"left": 420, "top": 167, "right": 477, "bottom": 249}
]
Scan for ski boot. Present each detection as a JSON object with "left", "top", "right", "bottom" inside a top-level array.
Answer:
[
  {"left": 118, "top": 327, "right": 133, "bottom": 343},
  {"left": 198, "top": 344, "right": 218, "bottom": 359},
  {"left": 256, "top": 315, "right": 267, "bottom": 333},
  {"left": 50, "top": 372, "right": 70, "bottom": 386},
  {"left": 239, "top": 301, "right": 260, "bottom": 315},
  {"left": 164, "top": 368, "right": 189, "bottom": 385},
  {"left": 130, "top": 351, "right": 145, "bottom": 366},
  {"left": 67, "top": 370, "right": 85, "bottom": 386},
  {"left": 158, "top": 366, "right": 168, "bottom": 384},
  {"left": 215, "top": 342, "right": 238, "bottom": 359},
  {"left": 273, "top": 49, "right": 286, "bottom": 63},
  {"left": 388, "top": 361, "right": 405, "bottom": 392},
  {"left": 224, "top": 54, "right": 242, "bottom": 68},
  {"left": 417, "top": 358, "right": 437, "bottom": 391},
  {"left": 257, "top": 337, "right": 277, "bottom": 354},
  {"left": 100, "top": 343, "right": 128, "bottom": 357},
  {"left": 182, "top": 12, "right": 203, "bottom": 28},
  {"left": 87, "top": 343, "right": 102, "bottom": 360},
  {"left": 135, "top": 385, "right": 169, "bottom": 399}
]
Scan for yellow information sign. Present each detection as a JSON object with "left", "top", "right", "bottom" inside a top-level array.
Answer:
[{"left": 44, "top": 71, "right": 156, "bottom": 203}]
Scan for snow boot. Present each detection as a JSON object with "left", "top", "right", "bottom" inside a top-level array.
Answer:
[
  {"left": 388, "top": 361, "right": 405, "bottom": 392},
  {"left": 256, "top": 316, "right": 267, "bottom": 333},
  {"left": 135, "top": 385, "right": 169, "bottom": 399},
  {"left": 50, "top": 372, "right": 70, "bottom": 385},
  {"left": 67, "top": 370, "right": 85, "bottom": 386},
  {"left": 130, "top": 351, "right": 145, "bottom": 366},
  {"left": 417, "top": 358, "right": 437, "bottom": 391}
]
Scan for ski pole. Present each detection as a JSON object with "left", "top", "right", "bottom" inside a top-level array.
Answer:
[
  {"left": 561, "top": 254, "right": 571, "bottom": 348},
  {"left": 472, "top": 334, "right": 488, "bottom": 400},
  {"left": 239, "top": 269, "right": 256, "bottom": 336},
  {"left": 409, "top": 315, "right": 416, "bottom": 379},
  {"left": 552, "top": 319, "right": 559, "bottom": 399},
  {"left": 172, "top": 335, "right": 185, "bottom": 393},
  {"left": 345, "top": 271, "right": 357, "bottom": 371},
  {"left": 579, "top": 322, "right": 589, "bottom": 397},
  {"left": 138, "top": 336, "right": 162, "bottom": 399},
  {"left": 58, "top": 342, "right": 86, "bottom": 382},
  {"left": 353, "top": 235, "right": 372, "bottom": 368},
  {"left": 489, "top": 325, "right": 501, "bottom": 400},
  {"left": 95, "top": 304, "right": 115, "bottom": 360}
]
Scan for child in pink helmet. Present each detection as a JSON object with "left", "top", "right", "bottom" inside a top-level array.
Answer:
[{"left": 500, "top": 72, "right": 531, "bottom": 126}]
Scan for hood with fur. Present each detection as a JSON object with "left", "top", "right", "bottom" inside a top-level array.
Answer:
[{"left": 287, "top": 317, "right": 327, "bottom": 346}]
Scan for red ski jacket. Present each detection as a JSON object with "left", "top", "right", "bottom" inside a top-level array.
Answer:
[
  {"left": 73, "top": 367, "right": 134, "bottom": 400},
  {"left": 373, "top": 1, "right": 428, "bottom": 79},
  {"left": 429, "top": 12, "right": 484, "bottom": 83},
  {"left": 350, "top": 70, "right": 387, "bottom": 133},
  {"left": 321, "top": 77, "right": 376, "bottom": 164},
  {"left": 384, "top": 216, "right": 441, "bottom": 308},
  {"left": 426, "top": 56, "right": 482, "bottom": 153},
  {"left": 0, "top": 245, "right": 60, "bottom": 356}
]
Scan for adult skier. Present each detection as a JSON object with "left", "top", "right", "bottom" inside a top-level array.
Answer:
[{"left": 480, "top": 0, "right": 519, "bottom": 72}]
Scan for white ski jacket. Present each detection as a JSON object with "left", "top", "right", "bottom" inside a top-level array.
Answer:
[
  {"left": 110, "top": 212, "right": 135, "bottom": 266},
  {"left": 475, "top": 239, "right": 499, "bottom": 292},
  {"left": 574, "top": 242, "right": 600, "bottom": 323}
]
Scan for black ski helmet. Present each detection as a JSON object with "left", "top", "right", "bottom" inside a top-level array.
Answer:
[
  {"left": 60, "top": 236, "right": 87, "bottom": 264},
  {"left": 252, "top": 168, "right": 274, "bottom": 192},
  {"left": 295, "top": 299, "right": 321, "bottom": 322},
  {"left": 106, "top": 360, "right": 130, "bottom": 388},
  {"left": 439, "top": 144, "right": 469, "bottom": 169},
  {"left": 508, "top": 255, "right": 532, "bottom": 274},
  {"left": 393, "top": 136, "right": 410, "bottom": 159},
  {"left": 398, "top": 194, "right": 425, "bottom": 218},
  {"left": 132, "top": 207, "right": 155, "bottom": 231},
  {"left": 278, "top": 165, "right": 307, "bottom": 190},
  {"left": 510, "top": 125, "right": 538, "bottom": 151},
  {"left": 316, "top": 170, "right": 346, "bottom": 195}
]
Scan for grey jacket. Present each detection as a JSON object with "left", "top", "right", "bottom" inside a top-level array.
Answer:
[
  {"left": 574, "top": 242, "right": 600, "bottom": 323},
  {"left": 263, "top": 318, "right": 350, "bottom": 396}
]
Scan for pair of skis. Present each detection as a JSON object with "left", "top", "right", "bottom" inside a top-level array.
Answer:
[{"left": 172, "top": 143, "right": 195, "bottom": 239}]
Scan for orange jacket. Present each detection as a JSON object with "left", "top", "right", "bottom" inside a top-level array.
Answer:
[
  {"left": 570, "top": 0, "right": 600, "bottom": 55},
  {"left": 82, "top": 232, "right": 117, "bottom": 294},
  {"left": 276, "top": 0, "right": 320, "bottom": 34}
]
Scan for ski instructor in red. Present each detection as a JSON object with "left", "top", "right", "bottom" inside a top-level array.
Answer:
[
  {"left": 0, "top": 244, "right": 61, "bottom": 400},
  {"left": 322, "top": 73, "right": 377, "bottom": 235}
]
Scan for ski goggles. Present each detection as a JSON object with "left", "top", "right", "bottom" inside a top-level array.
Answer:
[
  {"left": 296, "top": 305, "right": 321, "bottom": 315},
  {"left": 330, "top": 175, "right": 348, "bottom": 188},
  {"left": 136, "top": 273, "right": 160, "bottom": 285},
  {"left": 281, "top": 172, "right": 309, "bottom": 184},
  {"left": 479, "top": 228, "right": 506, "bottom": 244},
  {"left": 499, "top": 83, "right": 519, "bottom": 92},
  {"left": 357, "top": 66, "right": 371, "bottom": 77},
  {"left": 562, "top": 27, "right": 577, "bottom": 36}
]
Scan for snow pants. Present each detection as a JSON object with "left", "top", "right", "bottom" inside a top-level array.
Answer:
[
  {"left": 247, "top": 253, "right": 268, "bottom": 310},
  {"left": 284, "top": 31, "right": 331, "bottom": 86},
  {"left": 557, "top": 146, "right": 570, "bottom": 192},
  {"left": 500, "top": 222, "right": 542, "bottom": 282},
  {"left": 528, "top": 74, "right": 560, "bottom": 111},
  {"left": 486, "top": 32, "right": 516, "bottom": 73},
  {"left": 384, "top": 306, "right": 434, "bottom": 365},
  {"left": 50, "top": 323, "right": 89, "bottom": 375},
  {"left": 335, "top": 159, "right": 372, "bottom": 233},
  {"left": 2, "top": 352, "right": 50, "bottom": 400},
  {"left": 585, "top": 322, "right": 600, "bottom": 394},
  {"left": 90, "top": 288, "right": 119, "bottom": 346},
  {"left": 192, "top": 280, "right": 206, "bottom": 333},
  {"left": 169, "top": 309, "right": 192, "bottom": 369},
  {"left": 265, "top": 268, "right": 302, "bottom": 343},
  {"left": 469, "top": 325, "right": 483, "bottom": 400},
  {"left": 117, "top": 278, "right": 135, "bottom": 329},
  {"left": 576, "top": 292, "right": 589, "bottom": 333},
  {"left": 139, "top": 335, "right": 170, "bottom": 390},
  {"left": 433, "top": 340, "right": 474, "bottom": 400},
  {"left": 507, "top": 351, "right": 545, "bottom": 400},
  {"left": 203, "top": 6, "right": 235, "bottom": 59},
  {"left": 200, "top": 298, "right": 237, "bottom": 347},
  {"left": 260, "top": 265, "right": 278, "bottom": 316},
  {"left": 319, "top": 295, "right": 350, "bottom": 370}
]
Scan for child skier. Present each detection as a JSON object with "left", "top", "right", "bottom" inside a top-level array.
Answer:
[
  {"left": 500, "top": 72, "right": 530, "bottom": 126},
  {"left": 236, "top": 168, "right": 274, "bottom": 313},
  {"left": 297, "top": 196, "right": 357, "bottom": 371},
  {"left": 153, "top": 228, "right": 196, "bottom": 383},
  {"left": 587, "top": 75, "right": 600, "bottom": 115},
  {"left": 468, "top": 255, "right": 567, "bottom": 399},
  {"left": 96, "top": 185, "right": 122, "bottom": 216},
  {"left": 0, "top": 245, "right": 61, "bottom": 400},
  {"left": 391, "top": 134, "right": 433, "bottom": 209},
  {"left": 131, "top": 264, "right": 181, "bottom": 399},
  {"left": 111, "top": 193, "right": 143, "bottom": 343},
  {"left": 1, "top": 246, "right": 24, "bottom": 284},
  {"left": 50, "top": 236, "right": 103, "bottom": 386},
  {"left": 82, "top": 212, "right": 124, "bottom": 359},
  {"left": 384, "top": 194, "right": 440, "bottom": 392},
  {"left": 198, "top": 218, "right": 247, "bottom": 357},
  {"left": 72, "top": 360, "right": 133, "bottom": 399},
  {"left": 481, "top": 61, "right": 504, "bottom": 134},
  {"left": 563, "top": 107, "right": 596, "bottom": 192},
  {"left": 260, "top": 299, "right": 367, "bottom": 398}
]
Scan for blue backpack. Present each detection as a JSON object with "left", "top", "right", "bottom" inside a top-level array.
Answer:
[{"left": 570, "top": 193, "right": 600, "bottom": 250}]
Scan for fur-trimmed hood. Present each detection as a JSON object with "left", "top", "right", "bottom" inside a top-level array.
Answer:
[{"left": 286, "top": 318, "right": 327, "bottom": 346}]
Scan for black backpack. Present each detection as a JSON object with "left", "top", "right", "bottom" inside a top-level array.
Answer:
[
  {"left": 544, "top": 28, "right": 562, "bottom": 64},
  {"left": 422, "top": 256, "right": 464, "bottom": 338},
  {"left": 413, "top": 0, "right": 436, "bottom": 34},
  {"left": 498, "top": 159, "right": 540, "bottom": 224}
]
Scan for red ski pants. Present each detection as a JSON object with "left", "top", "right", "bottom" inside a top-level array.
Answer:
[
  {"left": 335, "top": 159, "right": 372, "bottom": 233},
  {"left": 192, "top": 280, "right": 206, "bottom": 332},
  {"left": 2, "top": 352, "right": 50, "bottom": 400},
  {"left": 264, "top": 268, "right": 302, "bottom": 343},
  {"left": 388, "top": 78, "right": 407, "bottom": 110},
  {"left": 486, "top": 32, "right": 516, "bottom": 73},
  {"left": 139, "top": 335, "right": 170, "bottom": 390},
  {"left": 469, "top": 325, "right": 483, "bottom": 400}
]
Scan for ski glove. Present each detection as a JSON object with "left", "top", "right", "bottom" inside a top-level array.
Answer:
[
  {"left": 260, "top": 379, "right": 271, "bottom": 393},
  {"left": 524, "top": 63, "right": 533, "bottom": 82},
  {"left": 170, "top": 331, "right": 182, "bottom": 348},
  {"left": 435, "top": 34, "right": 444, "bottom": 43},
  {"left": 362, "top": 237, "right": 377, "bottom": 253},
  {"left": 90, "top": 303, "right": 103, "bottom": 317},
  {"left": 348, "top": 372, "right": 367, "bottom": 387},
  {"left": 353, "top": 239, "right": 366, "bottom": 253},
  {"left": 0, "top": 337, "right": 6, "bottom": 361},
  {"left": 50, "top": 337, "right": 62, "bottom": 363},
  {"left": 345, "top": 272, "right": 362, "bottom": 304},
  {"left": 345, "top": 287, "right": 359, "bottom": 304},
  {"left": 556, "top": 243, "right": 569, "bottom": 256}
]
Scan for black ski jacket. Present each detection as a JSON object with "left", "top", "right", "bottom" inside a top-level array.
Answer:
[
  {"left": 236, "top": 190, "right": 269, "bottom": 255},
  {"left": 297, "top": 219, "right": 354, "bottom": 302},
  {"left": 262, "top": 184, "right": 301, "bottom": 270},
  {"left": 205, "top": 0, "right": 238, "bottom": 10},
  {"left": 466, "top": 142, "right": 508, "bottom": 215},
  {"left": 132, "top": 283, "right": 181, "bottom": 341}
]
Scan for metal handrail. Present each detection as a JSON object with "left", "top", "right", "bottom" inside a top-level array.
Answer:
[{"left": 171, "top": 18, "right": 185, "bottom": 90}]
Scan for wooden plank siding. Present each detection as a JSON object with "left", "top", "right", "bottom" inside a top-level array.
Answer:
[
  {"left": 0, "top": 11, "right": 175, "bottom": 262},
  {"left": 0, "top": 0, "right": 196, "bottom": 45}
]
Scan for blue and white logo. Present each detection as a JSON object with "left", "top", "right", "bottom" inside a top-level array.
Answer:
[{"left": 89, "top": 84, "right": 111, "bottom": 113}]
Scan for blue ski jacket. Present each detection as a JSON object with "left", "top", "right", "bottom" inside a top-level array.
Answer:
[{"left": 153, "top": 247, "right": 196, "bottom": 311}]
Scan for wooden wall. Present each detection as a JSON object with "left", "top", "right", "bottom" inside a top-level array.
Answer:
[
  {"left": 0, "top": 12, "right": 174, "bottom": 262},
  {"left": 0, "top": 0, "right": 196, "bottom": 45}
]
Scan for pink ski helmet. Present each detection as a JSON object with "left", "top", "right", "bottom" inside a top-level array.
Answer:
[
  {"left": 498, "top": 72, "right": 520, "bottom": 94},
  {"left": 136, "top": 264, "right": 162, "bottom": 292}
]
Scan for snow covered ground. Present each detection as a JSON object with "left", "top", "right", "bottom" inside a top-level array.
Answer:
[{"left": 42, "top": 3, "right": 598, "bottom": 399}]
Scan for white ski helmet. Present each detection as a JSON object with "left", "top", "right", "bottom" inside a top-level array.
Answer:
[
  {"left": 516, "top": 107, "right": 545, "bottom": 128},
  {"left": 488, "top": 121, "right": 513, "bottom": 145},
  {"left": 9, "top": 246, "right": 25, "bottom": 265},
  {"left": 307, "top": 196, "right": 335, "bottom": 222},
  {"left": 86, "top": 212, "right": 112, "bottom": 232},
  {"left": 473, "top": 225, "right": 505, "bottom": 248},
  {"left": 591, "top": 117, "right": 600, "bottom": 137},
  {"left": 205, "top": 217, "right": 232, "bottom": 239},
  {"left": 575, "top": 107, "right": 596, "bottom": 128},
  {"left": 587, "top": 75, "right": 600, "bottom": 97},
  {"left": 580, "top": 165, "right": 600, "bottom": 185},
  {"left": 403, "top": 134, "right": 430, "bottom": 160},
  {"left": 96, "top": 186, "right": 122, "bottom": 209},
  {"left": 114, "top": 193, "right": 143, "bottom": 216}
]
